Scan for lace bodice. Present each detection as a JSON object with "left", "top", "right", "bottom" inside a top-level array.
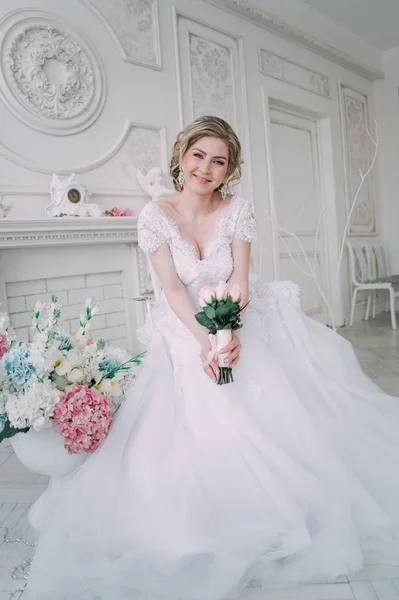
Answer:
[{"left": 137, "top": 195, "right": 257, "bottom": 307}]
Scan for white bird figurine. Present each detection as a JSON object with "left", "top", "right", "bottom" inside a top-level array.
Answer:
[
  {"left": 136, "top": 167, "right": 175, "bottom": 201},
  {"left": 0, "top": 195, "right": 12, "bottom": 218}
]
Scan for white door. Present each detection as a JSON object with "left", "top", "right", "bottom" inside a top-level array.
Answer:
[{"left": 269, "top": 108, "right": 329, "bottom": 323}]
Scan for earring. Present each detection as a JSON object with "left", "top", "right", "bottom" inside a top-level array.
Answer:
[
  {"left": 220, "top": 179, "right": 228, "bottom": 200},
  {"left": 177, "top": 167, "right": 185, "bottom": 188}
]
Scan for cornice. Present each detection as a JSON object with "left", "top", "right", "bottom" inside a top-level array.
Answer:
[
  {"left": 204, "top": 0, "right": 384, "bottom": 81},
  {"left": 0, "top": 217, "right": 138, "bottom": 249}
]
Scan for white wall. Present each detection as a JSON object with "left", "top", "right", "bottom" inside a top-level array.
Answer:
[
  {"left": 373, "top": 48, "right": 399, "bottom": 273},
  {"left": 0, "top": 0, "right": 391, "bottom": 329}
]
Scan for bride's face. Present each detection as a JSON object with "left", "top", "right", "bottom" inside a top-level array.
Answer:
[{"left": 181, "top": 136, "right": 229, "bottom": 195}]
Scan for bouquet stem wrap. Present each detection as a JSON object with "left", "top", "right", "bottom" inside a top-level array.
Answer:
[{"left": 206, "top": 329, "right": 234, "bottom": 385}]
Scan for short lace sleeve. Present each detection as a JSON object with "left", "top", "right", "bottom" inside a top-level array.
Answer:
[
  {"left": 137, "top": 203, "right": 167, "bottom": 253},
  {"left": 234, "top": 198, "right": 257, "bottom": 242}
]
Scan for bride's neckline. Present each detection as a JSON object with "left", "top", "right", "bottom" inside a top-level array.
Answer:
[{"left": 152, "top": 195, "right": 238, "bottom": 262}]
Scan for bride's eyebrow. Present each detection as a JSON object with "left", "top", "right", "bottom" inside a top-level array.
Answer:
[{"left": 192, "top": 148, "right": 228, "bottom": 160}]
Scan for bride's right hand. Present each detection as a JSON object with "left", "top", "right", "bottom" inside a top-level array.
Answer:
[{"left": 200, "top": 342, "right": 220, "bottom": 383}]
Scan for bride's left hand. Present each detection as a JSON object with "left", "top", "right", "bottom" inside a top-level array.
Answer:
[{"left": 220, "top": 333, "right": 241, "bottom": 368}]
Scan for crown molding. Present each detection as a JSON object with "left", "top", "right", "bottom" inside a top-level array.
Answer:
[
  {"left": 204, "top": 0, "right": 384, "bottom": 81},
  {"left": 0, "top": 216, "right": 137, "bottom": 249}
]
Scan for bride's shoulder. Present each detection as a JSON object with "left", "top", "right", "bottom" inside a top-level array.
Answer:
[
  {"left": 138, "top": 196, "right": 179, "bottom": 221},
  {"left": 229, "top": 195, "right": 257, "bottom": 242},
  {"left": 229, "top": 194, "right": 254, "bottom": 214}
]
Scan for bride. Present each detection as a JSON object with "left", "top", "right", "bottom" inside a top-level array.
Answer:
[{"left": 26, "top": 116, "right": 399, "bottom": 600}]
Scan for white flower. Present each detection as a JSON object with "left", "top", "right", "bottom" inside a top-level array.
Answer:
[
  {"left": 96, "top": 375, "right": 123, "bottom": 399},
  {"left": 30, "top": 300, "right": 44, "bottom": 330},
  {"left": 75, "top": 330, "right": 87, "bottom": 349},
  {"left": 6, "top": 379, "right": 62, "bottom": 431},
  {"left": 54, "top": 351, "right": 81, "bottom": 377},
  {"left": 68, "top": 368, "right": 84, "bottom": 383},
  {"left": 0, "top": 312, "right": 11, "bottom": 334},
  {"left": 29, "top": 332, "right": 59, "bottom": 377},
  {"left": 103, "top": 347, "right": 128, "bottom": 363},
  {"left": 85, "top": 297, "right": 97, "bottom": 312}
]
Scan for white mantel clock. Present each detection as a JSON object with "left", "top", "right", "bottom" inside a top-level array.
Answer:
[{"left": 46, "top": 173, "right": 92, "bottom": 217}]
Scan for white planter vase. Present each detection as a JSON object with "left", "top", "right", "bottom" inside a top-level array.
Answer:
[
  {"left": 11, "top": 427, "right": 87, "bottom": 479},
  {"left": 11, "top": 427, "right": 88, "bottom": 530}
]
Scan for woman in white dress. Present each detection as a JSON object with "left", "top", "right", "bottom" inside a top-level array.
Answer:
[{"left": 26, "top": 116, "right": 399, "bottom": 600}]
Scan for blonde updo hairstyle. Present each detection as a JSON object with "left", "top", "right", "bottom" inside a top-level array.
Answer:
[{"left": 170, "top": 116, "right": 243, "bottom": 195}]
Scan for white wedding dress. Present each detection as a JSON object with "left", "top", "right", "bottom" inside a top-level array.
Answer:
[{"left": 26, "top": 195, "right": 399, "bottom": 600}]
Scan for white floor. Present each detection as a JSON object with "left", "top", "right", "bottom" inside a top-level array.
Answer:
[{"left": 1, "top": 313, "right": 399, "bottom": 600}]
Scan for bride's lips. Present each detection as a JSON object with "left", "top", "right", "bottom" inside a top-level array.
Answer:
[{"left": 194, "top": 174, "right": 211, "bottom": 184}]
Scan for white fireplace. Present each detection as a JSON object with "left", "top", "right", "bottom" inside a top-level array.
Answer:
[{"left": 0, "top": 216, "right": 151, "bottom": 353}]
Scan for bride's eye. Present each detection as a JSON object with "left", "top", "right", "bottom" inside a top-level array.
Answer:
[
  {"left": 214, "top": 160, "right": 225, "bottom": 166},
  {"left": 194, "top": 153, "right": 203, "bottom": 159}
]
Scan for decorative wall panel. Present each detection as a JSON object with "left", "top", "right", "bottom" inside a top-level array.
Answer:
[
  {"left": 340, "top": 84, "right": 376, "bottom": 235},
  {"left": 83, "top": 0, "right": 161, "bottom": 69},
  {"left": 260, "top": 49, "right": 331, "bottom": 98}
]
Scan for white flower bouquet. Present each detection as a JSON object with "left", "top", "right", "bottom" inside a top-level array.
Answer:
[
  {"left": 194, "top": 281, "right": 247, "bottom": 385},
  {"left": 0, "top": 296, "right": 145, "bottom": 453}
]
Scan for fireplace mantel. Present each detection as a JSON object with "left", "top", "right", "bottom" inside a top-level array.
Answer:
[{"left": 0, "top": 217, "right": 138, "bottom": 249}]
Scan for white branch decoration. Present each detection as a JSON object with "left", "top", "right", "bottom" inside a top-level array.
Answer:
[{"left": 268, "top": 121, "right": 379, "bottom": 330}]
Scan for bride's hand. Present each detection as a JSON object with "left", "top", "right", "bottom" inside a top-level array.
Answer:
[
  {"left": 220, "top": 333, "right": 241, "bottom": 368},
  {"left": 200, "top": 342, "right": 220, "bottom": 383}
]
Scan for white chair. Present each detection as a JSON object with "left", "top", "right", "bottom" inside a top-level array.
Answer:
[
  {"left": 366, "top": 243, "right": 399, "bottom": 320},
  {"left": 347, "top": 241, "right": 398, "bottom": 330}
]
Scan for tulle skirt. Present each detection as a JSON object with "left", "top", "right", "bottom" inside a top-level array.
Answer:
[{"left": 25, "top": 281, "right": 399, "bottom": 600}]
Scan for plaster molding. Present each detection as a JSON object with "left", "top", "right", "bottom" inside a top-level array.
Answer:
[
  {"left": 259, "top": 48, "right": 331, "bottom": 98},
  {"left": 0, "top": 216, "right": 137, "bottom": 249},
  {"left": 0, "top": 9, "right": 106, "bottom": 135},
  {"left": 82, "top": 0, "right": 161, "bottom": 69},
  {"left": 204, "top": 0, "right": 384, "bottom": 81},
  {"left": 0, "top": 119, "right": 165, "bottom": 175}
]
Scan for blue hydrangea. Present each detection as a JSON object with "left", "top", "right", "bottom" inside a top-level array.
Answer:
[
  {"left": 3, "top": 346, "right": 33, "bottom": 389},
  {"left": 56, "top": 335, "right": 74, "bottom": 352},
  {"left": 98, "top": 358, "right": 120, "bottom": 374}
]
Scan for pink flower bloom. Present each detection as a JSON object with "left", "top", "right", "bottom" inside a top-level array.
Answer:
[
  {"left": 215, "top": 281, "right": 228, "bottom": 301},
  {"left": 229, "top": 283, "right": 242, "bottom": 303},
  {"left": 199, "top": 285, "right": 215, "bottom": 305},
  {"left": 111, "top": 207, "right": 123, "bottom": 216},
  {"left": 53, "top": 384, "right": 113, "bottom": 455},
  {"left": 85, "top": 338, "right": 94, "bottom": 346},
  {"left": 106, "top": 207, "right": 134, "bottom": 217},
  {"left": 0, "top": 333, "right": 10, "bottom": 360}
]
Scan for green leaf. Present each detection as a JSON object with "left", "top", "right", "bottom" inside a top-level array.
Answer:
[
  {"left": 215, "top": 304, "right": 231, "bottom": 318},
  {"left": 238, "top": 300, "right": 250, "bottom": 312},
  {"left": 204, "top": 305, "right": 216, "bottom": 319},
  {"left": 194, "top": 313, "right": 214, "bottom": 329},
  {"left": 0, "top": 418, "right": 28, "bottom": 443}
]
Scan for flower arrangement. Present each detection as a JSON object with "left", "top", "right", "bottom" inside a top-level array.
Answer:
[
  {"left": 0, "top": 296, "right": 145, "bottom": 454},
  {"left": 103, "top": 207, "right": 134, "bottom": 217},
  {"left": 195, "top": 281, "right": 247, "bottom": 385}
]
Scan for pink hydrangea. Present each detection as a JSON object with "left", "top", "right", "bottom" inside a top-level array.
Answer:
[
  {"left": 0, "top": 333, "right": 10, "bottom": 360},
  {"left": 53, "top": 384, "right": 113, "bottom": 455}
]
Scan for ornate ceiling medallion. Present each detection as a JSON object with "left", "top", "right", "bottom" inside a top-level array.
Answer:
[{"left": 0, "top": 10, "right": 106, "bottom": 135}]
